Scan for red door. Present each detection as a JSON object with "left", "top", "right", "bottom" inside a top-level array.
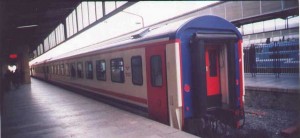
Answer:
[
  {"left": 146, "top": 45, "right": 169, "bottom": 125},
  {"left": 205, "top": 47, "right": 220, "bottom": 96}
]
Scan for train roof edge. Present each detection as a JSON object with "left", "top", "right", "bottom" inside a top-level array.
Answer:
[{"left": 175, "top": 15, "right": 242, "bottom": 40}]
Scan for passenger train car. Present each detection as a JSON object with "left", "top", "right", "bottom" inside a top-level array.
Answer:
[{"left": 31, "top": 15, "right": 245, "bottom": 133}]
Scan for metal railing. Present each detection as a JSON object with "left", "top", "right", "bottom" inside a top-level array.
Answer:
[{"left": 243, "top": 39, "right": 299, "bottom": 77}]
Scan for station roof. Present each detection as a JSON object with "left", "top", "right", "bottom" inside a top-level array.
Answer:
[
  {"left": 1, "top": 1, "right": 298, "bottom": 63},
  {"left": 0, "top": 0, "right": 81, "bottom": 52}
]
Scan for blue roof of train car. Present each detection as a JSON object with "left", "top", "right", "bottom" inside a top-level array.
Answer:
[{"left": 43, "top": 15, "right": 241, "bottom": 63}]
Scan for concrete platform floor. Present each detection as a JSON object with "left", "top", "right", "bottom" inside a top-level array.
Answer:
[
  {"left": 2, "top": 78, "right": 197, "bottom": 138},
  {"left": 244, "top": 73, "right": 299, "bottom": 93}
]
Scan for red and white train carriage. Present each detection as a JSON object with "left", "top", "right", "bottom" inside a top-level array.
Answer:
[{"left": 31, "top": 15, "right": 245, "bottom": 133}]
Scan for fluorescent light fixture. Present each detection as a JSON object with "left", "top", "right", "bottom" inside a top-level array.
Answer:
[{"left": 17, "top": 24, "right": 38, "bottom": 29}]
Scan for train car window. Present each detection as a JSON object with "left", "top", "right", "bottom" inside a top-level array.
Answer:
[
  {"left": 85, "top": 61, "right": 93, "bottom": 79},
  {"left": 56, "top": 65, "right": 59, "bottom": 75},
  {"left": 71, "top": 63, "right": 76, "bottom": 78},
  {"left": 96, "top": 60, "right": 106, "bottom": 81},
  {"left": 49, "top": 66, "right": 52, "bottom": 74},
  {"left": 131, "top": 56, "right": 143, "bottom": 85},
  {"left": 77, "top": 62, "right": 83, "bottom": 78},
  {"left": 150, "top": 55, "right": 162, "bottom": 87},
  {"left": 110, "top": 58, "right": 124, "bottom": 83},
  {"left": 60, "top": 64, "right": 64, "bottom": 75},
  {"left": 65, "top": 64, "right": 70, "bottom": 76},
  {"left": 209, "top": 50, "right": 217, "bottom": 77}
]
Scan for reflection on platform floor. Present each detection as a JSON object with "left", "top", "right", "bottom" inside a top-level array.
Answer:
[{"left": 2, "top": 78, "right": 197, "bottom": 138}]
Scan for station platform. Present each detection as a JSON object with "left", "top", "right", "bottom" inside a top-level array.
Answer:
[
  {"left": 244, "top": 73, "right": 299, "bottom": 93},
  {"left": 2, "top": 78, "right": 197, "bottom": 138},
  {"left": 244, "top": 73, "right": 300, "bottom": 110}
]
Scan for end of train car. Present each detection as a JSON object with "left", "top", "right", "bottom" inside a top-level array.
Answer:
[{"left": 170, "top": 15, "right": 245, "bottom": 133}]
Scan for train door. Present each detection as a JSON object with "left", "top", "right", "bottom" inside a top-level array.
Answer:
[
  {"left": 205, "top": 47, "right": 221, "bottom": 108},
  {"left": 146, "top": 45, "right": 169, "bottom": 125},
  {"left": 191, "top": 32, "right": 238, "bottom": 116}
]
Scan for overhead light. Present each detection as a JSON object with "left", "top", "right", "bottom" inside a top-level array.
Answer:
[{"left": 17, "top": 24, "right": 38, "bottom": 29}]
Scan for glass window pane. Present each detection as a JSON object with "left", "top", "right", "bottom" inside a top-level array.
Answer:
[
  {"left": 96, "top": 60, "right": 106, "bottom": 81},
  {"left": 49, "top": 34, "right": 52, "bottom": 48},
  {"left": 82, "top": 2, "right": 89, "bottom": 28},
  {"left": 49, "top": 37, "right": 52, "bottom": 49},
  {"left": 243, "top": 23, "right": 253, "bottom": 35},
  {"left": 65, "top": 63, "right": 69, "bottom": 76},
  {"left": 77, "top": 4, "right": 83, "bottom": 31},
  {"left": 77, "top": 62, "right": 83, "bottom": 78},
  {"left": 58, "top": 25, "right": 62, "bottom": 43},
  {"left": 52, "top": 32, "right": 55, "bottom": 47},
  {"left": 110, "top": 58, "right": 124, "bottom": 83},
  {"left": 60, "top": 24, "right": 65, "bottom": 41},
  {"left": 37, "top": 46, "right": 40, "bottom": 55},
  {"left": 71, "top": 63, "right": 76, "bottom": 78},
  {"left": 131, "top": 56, "right": 143, "bottom": 85},
  {"left": 116, "top": 1, "right": 127, "bottom": 8},
  {"left": 288, "top": 16, "right": 299, "bottom": 28},
  {"left": 88, "top": 2, "right": 96, "bottom": 24},
  {"left": 69, "top": 15, "right": 74, "bottom": 36},
  {"left": 275, "top": 18, "right": 286, "bottom": 30},
  {"left": 72, "top": 11, "right": 78, "bottom": 34},
  {"left": 57, "top": 65, "right": 60, "bottom": 75},
  {"left": 60, "top": 64, "right": 64, "bottom": 75},
  {"left": 66, "top": 17, "right": 70, "bottom": 38},
  {"left": 53, "top": 32, "right": 57, "bottom": 46},
  {"left": 264, "top": 19, "right": 275, "bottom": 32},
  {"left": 96, "top": 2, "right": 103, "bottom": 20},
  {"left": 150, "top": 55, "right": 162, "bottom": 87},
  {"left": 55, "top": 27, "right": 60, "bottom": 44},
  {"left": 253, "top": 22, "right": 263, "bottom": 33},
  {"left": 105, "top": 1, "right": 116, "bottom": 15},
  {"left": 85, "top": 61, "right": 93, "bottom": 79},
  {"left": 44, "top": 39, "right": 48, "bottom": 51},
  {"left": 39, "top": 44, "right": 42, "bottom": 54},
  {"left": 209, "top": 50, "right": 217, "bottom": 76}
]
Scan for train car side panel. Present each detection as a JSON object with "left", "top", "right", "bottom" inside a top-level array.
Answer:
[{"left": 166, "top": 41, "right": 183, "bottom": 130}]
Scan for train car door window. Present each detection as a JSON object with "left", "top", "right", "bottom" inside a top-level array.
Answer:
[
  {"left": 85, "top": 61, "right": 93, "bottom": 79},
  {"left": 110, "top": 58, "right": 124, "bottom": 83},
  {"left": 77, "top": 62, "right": 83, "bottom": 78},
  {"left": 150, "top": 55, "right": 162, "bottom": 87},
  {"left": 96, "top": 60, "right": 106, "bottom": 81},
  {"left": 131, "top": 56, "right": 143, "bottom": 85},
  {"left": 209, "top": 50, "right": 217, "bottom": 77}
]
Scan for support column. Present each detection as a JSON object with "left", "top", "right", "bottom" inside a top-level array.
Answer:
[{"left": 22, "top": 47, "right": 31, "bottom": 84}]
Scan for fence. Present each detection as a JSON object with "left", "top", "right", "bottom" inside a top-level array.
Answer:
[{"left": 243, "top": 40, "right": 299, "bottom": 76}]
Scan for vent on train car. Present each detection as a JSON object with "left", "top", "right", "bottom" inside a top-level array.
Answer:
[
  {"left": 131, "top": 28, "right": 150, "bottom": 39},
  {"left": 193, "top": 31, "right": 238, "bottom": 40}
]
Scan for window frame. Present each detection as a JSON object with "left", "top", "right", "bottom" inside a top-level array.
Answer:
[
  {"left": 110, "top": 58, "right": 125, "bottom": 83},
  {"left": 85, "top": 61, "right": 94, "bottom": 80},
  {"left": 150, "top": 55, "right": 163, "bottom": 87},
  {"left": 70, "top": 63, "right": 76, "bottom": 78},
  {"left": 60, "top": 64, "right": 65, "bottom": 76},
  {"left": 96, "top": 59, "right": 106, "bottom": 81},
  {"left": 131, "top": 56, "right": 143, "bottom": 86},
  {"left": 77, "top": 62, "right": 84, "bottom": 78}
]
